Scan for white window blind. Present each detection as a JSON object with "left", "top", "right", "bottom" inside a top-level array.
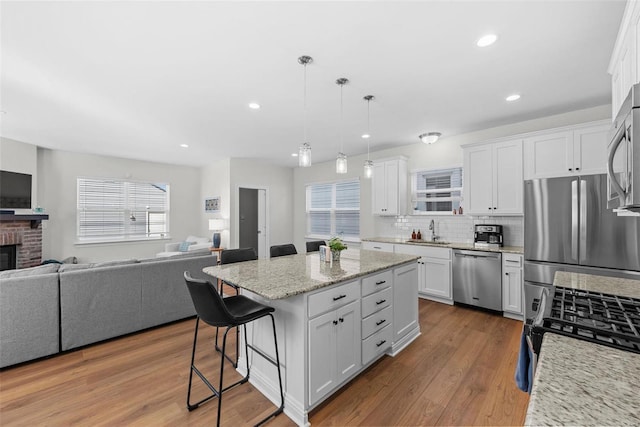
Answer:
[
  {"left": 77, "top": 178, "right": 170, "bottom": 242},
  {"left": 411, "top": 167, "right": 463, "bottom": 213},
  {"left": 306, "top": 179, "right": 360, "bottom": 239}
]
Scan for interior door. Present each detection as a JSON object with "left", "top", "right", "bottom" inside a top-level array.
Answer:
[
  {"left": 239, "top": 188, "right": 258, "bottom": 253},
  {"left": 257, "top": 189, "right": 266, "bottom": 259}
]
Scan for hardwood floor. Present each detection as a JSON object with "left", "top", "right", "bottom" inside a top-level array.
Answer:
[{"left": 0, "top": 300, "right": 529, "bottom": 426}]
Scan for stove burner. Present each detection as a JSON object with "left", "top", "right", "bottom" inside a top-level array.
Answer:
[{"left": 531, "top": 287, "right": 640, "bottom": 355}]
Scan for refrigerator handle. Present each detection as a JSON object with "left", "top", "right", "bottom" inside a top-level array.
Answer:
[
  {"left": 571, "top": 179, "right": 579, "bottom": 262},
  {"left": 580, "top": 179, "right": 587, "bottom": 260}
]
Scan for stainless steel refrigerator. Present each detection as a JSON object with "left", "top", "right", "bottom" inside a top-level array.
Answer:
[{"left": 523, "top": 174, "right": 640, "bottom": 319}]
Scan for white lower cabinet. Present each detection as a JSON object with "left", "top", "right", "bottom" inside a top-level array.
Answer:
[
  {"left": 394, "top": 244, "right": 452, "bottom": 304},
  {"left": 309, "top": 299, "right": 361, "bottom": 406},
  {"left": 361, "top": 241, "right": 395, "bottom": 252},
  {"left": 393, "top": 262, "right": 419, "bottom": 343},
  {"left": 502, "top": 254, "right": 523, "bottom": 318}
]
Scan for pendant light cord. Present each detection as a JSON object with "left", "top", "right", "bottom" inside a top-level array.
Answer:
[
  {"left": 340, "top": 83, "right": 344, "bottom": 153},
  {"left": 303, "top": 63, "right": 307, "bottom": 143},
  {"left": 366, "top": 98, "right": 371, "bottom": 160}
]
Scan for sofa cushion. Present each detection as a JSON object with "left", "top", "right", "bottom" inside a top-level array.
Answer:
[
  {"left": 58, "top": 263, "right": 93, "bottom": 273},
  {"left": 92, "top": 259, "right": 139, "bottom": 268},
  {"left": 178, "top": 241, "right": 192, "bottom": 252},
  {"left": 0, "top": 264, "right": 60, "bottom": 279},
  {"left": 185, "top": 235, "right": 209, "bottom": 244}
]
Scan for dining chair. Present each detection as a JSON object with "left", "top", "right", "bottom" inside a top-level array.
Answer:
[{"left": 183, "top": 272, "right": 284, "bottom": 427}]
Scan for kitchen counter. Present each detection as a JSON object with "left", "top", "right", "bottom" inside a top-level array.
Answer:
[
  {"left": 203, "top": 248, "right": 419, "bottom": 299},
  {"left": 362, "top": 236, "right": 524, "bottom": 254},
  {"left": 553, "top": 271, "right": 640, "bottom": 299},
  {"left": 525, "top": 333, "right": 640, "bottom": 426}
]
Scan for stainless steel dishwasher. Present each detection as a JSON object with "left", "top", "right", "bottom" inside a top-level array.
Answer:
[{"left": 452, "top": 249, "right": 502, "bottom": 311}]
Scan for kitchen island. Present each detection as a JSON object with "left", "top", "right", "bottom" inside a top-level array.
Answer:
[
  {"left": 203, "top": 249, "right": 420, "bottom": 426},
  {"left": 525, "top": 271, "right": 640, "bottom": 426}
]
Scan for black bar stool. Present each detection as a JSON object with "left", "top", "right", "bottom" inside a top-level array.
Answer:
[
  {"left": 216, "top": 247, "right": 258, "bottom": 367},
  {"left": 269, "top": 244, "right": 297, "bottom": 258},
  {"left": 305, "top": 240, "right": 326, "bottom": 253},
  {"left": 184, "top": 272, "right": 284, "bottom": 427}
]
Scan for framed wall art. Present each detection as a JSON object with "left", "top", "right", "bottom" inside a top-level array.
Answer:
[{"left": 205, "top": 196, "right": 221, "bottom": 213}]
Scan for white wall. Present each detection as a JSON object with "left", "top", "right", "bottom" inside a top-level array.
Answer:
[
  {"left": 293, "top": 105, "right": 611, "bottom": 248},
  {"left": 229, "top": 158, "right": 294, "bottom": 250},
  {"left": 0, "top": 137, "right": 38, "bottom": 212},
  {"left": 200, "top": 158, "right": 231, "bottom": 248},
  {"left": 37, "top": 147, "right": 203, "bottom": 263}
]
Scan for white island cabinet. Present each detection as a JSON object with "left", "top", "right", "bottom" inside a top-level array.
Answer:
[{"left": 203, "top": 250, "right": 420, "bottom": 426}]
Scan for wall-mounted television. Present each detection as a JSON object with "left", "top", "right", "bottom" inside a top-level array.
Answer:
[{"left": 0, "top": 170, "right": 32, "bottom": 209}]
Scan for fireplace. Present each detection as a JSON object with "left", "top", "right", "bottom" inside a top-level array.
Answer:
[
  {"left": 0, "top": 245, "right": 17, "bottom": 271},
  {"left": 0, "top": 214, "right": 47, "bottom": 270}
]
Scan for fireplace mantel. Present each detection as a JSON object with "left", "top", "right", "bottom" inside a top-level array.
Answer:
[{"left": 0, "top": 213, "right": 49, "bottom": 229}]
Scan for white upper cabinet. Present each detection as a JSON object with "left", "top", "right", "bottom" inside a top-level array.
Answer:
[
  {"left": 372, "top": 157, "right": 407, "bottom": 216},
  {"left": 463, "top": 139, "right": 523, "bottom": 215},
  {"left": 609, "top": 1, "right": 640, "bottom": 118},
  {"left": 523, "top": 122, "right": 609, "bottom": 179}
]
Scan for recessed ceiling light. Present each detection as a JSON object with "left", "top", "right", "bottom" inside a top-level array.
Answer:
[
  {"left": 506, "top": 94, "right": 521, "bottom": 102},
  {"left": 477, "top": 34, "right": 497, "bottom": 47},
  {"left": 249, "top": 103, "right": 261, "bottom": 109},
  {"left": 291, "top": 153, "right": 298, "bottom": 157},
  {"left": 361, "top": 134, "right": 370, "bottom": 139},
  {"left": 180, "top": 144, "right": 189, "bottom": 148}
]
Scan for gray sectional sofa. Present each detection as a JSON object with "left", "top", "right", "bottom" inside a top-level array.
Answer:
[{"left": 0, "top": 253, "right": 217, "bottom": 368}]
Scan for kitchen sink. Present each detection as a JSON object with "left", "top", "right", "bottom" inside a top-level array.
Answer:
[{"left": 405, "top": 239, "right": 450, "bottom": 245}]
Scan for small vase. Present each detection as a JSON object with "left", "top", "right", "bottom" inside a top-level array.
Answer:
[{"left": 331, "top": 250, "right": 341, "bottom": 262}]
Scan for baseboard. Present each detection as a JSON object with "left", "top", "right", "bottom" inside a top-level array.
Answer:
[
  {"left": 419, "top": 294, "right": 454, "bottom": 305},
  {"left": 389, "top": 326, "right": 420, "bottom": 356}
]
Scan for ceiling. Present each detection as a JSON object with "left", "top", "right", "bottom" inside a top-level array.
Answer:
[{"left": 0, "top": 1, "right": 626, "bottom": 168}]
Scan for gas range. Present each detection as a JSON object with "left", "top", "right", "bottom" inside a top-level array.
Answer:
[{"left": 529, "top": 286, "right": 640, "bottom": 355}]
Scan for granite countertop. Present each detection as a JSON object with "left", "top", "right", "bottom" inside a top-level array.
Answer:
[
  {"left": 362, "top": 236, "right": 524, "bottom": 254},
  {"left": 553, "top": 271, "right": 640, "bottom": 299},
  {"left": 202, "top": 249, "right": 419, "bottom": 300},
  {"left": 525, "top": 333, "right": 640, "bottom": 426}
]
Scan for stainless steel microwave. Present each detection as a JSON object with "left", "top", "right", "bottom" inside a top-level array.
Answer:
[{"left": 608, "top": 83, "right": 640, "bottom": 212}]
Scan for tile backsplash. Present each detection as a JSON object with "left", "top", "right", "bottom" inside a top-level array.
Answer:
[{"left": 374, "top": 215, "right": 524, "bottom": 247}]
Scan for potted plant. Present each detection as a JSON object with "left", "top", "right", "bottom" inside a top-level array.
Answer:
[{"left": 327, "top": 236, "right": 347, "bottom": 261}]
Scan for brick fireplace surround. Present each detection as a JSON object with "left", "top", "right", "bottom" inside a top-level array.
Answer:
[{"left": 0, "top": 220, "right": 43, "bottom": 269}]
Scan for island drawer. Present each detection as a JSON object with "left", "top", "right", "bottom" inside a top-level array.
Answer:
[
  {"left": 362, "top": 305, "right": 392, "bottom": 339},
  {"left": 362, "top": 270, "right": 392, "bottom": 297},
  {"left": 361, "top": 287, "right": 392, "bottom": 318},
  {"left": 362, "top": 324, "right": 392, "bottom": 365},
  {"left": 308, "top": 279, "right": 360, "bottom": 318}
]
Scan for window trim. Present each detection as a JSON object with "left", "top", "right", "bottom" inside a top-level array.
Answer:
[
  {"left": 76, "top": 176, "right": 171, "bottom": 244},
  {"left": 410, "top": 166, "right": 463, "bottom": 215},
  {"left": 305, "top": 178, "right": 360, "bottom": 240}
]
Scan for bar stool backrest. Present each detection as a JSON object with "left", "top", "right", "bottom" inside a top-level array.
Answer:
[
  {"left": 220, "top": 248, "right": 257, "bottom": 265},
  {"left": 305, "top": 240, "right": 326, "bottom": 253},
  {"left": 270, "top": 244, "right": 298, "bottom": 258},
  {"left": 184, "top": 272, "right": 237, "bottom": 327}
]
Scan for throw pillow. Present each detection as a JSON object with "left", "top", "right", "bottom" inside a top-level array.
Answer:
[{"left": 178, "top": 241, "right": 193, "bottom": 252}]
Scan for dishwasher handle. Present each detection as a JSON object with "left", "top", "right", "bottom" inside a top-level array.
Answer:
[{"left": 453, "top": 250, "right": 501, "bottom": 260}]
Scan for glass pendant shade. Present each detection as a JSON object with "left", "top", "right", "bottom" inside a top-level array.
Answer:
[
  {"left": 364, "top": 159, "right": 373, "bottom": 179},
  {"left": 299, "top": 142, "right": 311, "bottom": 167},
  {"left": 336, "top": 153, "right": 348, "bottom": 174}
]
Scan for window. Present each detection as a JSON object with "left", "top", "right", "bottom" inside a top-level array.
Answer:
[
  {"left": 411, "top": 167, "right": 463, "bottom": 213},
  {"left": 77, "top": 177, "right": 170, "bottom": 242},
  {"left": 306, "top": 179, "right": 360, "bottom": 239}
]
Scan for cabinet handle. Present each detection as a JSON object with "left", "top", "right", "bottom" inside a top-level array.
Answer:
[
  {"left": 375, "top": 280, "right": 386, "bottom": 285},
  {"left": 505, "top": 260, "right": 520, "bottom": 264},
  {"left": 569, "top": 168, "right": 573, "bottom": 171},
  {"left": 576, "top": 167, "right": 580, "bottom": 171},
  {"left": 505, "top": 272, "right": 509, "bottom": 276},
  {"left": 376, "top": 299, "right": 387, "bottom": 305},
  {"left": 333, "top": 320, "right": 338, "bottom": 325},
  {"left": 493, "top": 207, "right": 497, "bottom": 210},
  {"left": 333, "top": 294, "right": 347, "bottom": 301},
  {"left": 373, "top": 246, "right": 382, "bottom": 249},
  {"left": 339, "top": 317, "right": 344, "bottom": 323},
  {"left": 376, "top": 319, "right": 387, "bottom": 326},
  {"left": 376, "top": 340, "right": 387, "bottom": 347}
]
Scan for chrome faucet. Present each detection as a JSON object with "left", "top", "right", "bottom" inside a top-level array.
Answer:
[{"left": 429, "top": 220, "right": 436, "bottom": 241}]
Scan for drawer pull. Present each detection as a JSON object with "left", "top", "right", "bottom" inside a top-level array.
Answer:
[
  {"left": 376, "top": 299, "right": 387, "bottom": 305},
  {"left": 373, "top": 246, "right": 382, "bottom": 249},
  {"left": 375, "top": 319, "right": 386, "bottom": 326},
  {"left": 333, "top": 294, "right": 347, "bottom": 301},
  {"left": 375, "top": 280, "right": 386, "bottom": 285},
  {"left": 506, "top": 260, "right": 520, "bottom": 264},
  {"left": 376, "top": 340, "right": 387, "bottom": 347}
]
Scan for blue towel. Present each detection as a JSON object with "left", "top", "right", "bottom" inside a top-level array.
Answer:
[{"left": 515, "top": 328, "right": 533, "bottom": 393}]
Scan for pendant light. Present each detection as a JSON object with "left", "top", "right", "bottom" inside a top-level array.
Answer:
[
  {"left": 298, "top": 55, "right": 313, "bottom": 167},
  {"left": 363, "top": 95, "right": 374, "bottom": 179},
  {"left": 336, "top": 77, "right": 349, "bottom": 174}
]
